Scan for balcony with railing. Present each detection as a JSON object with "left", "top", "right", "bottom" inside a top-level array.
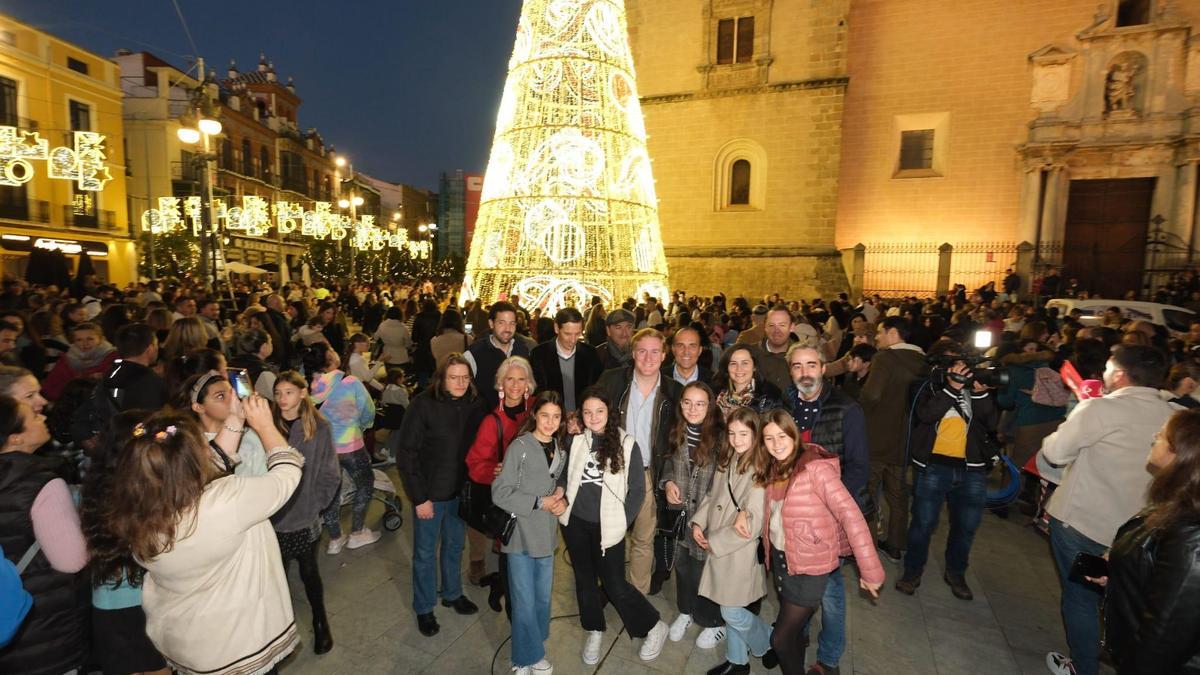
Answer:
[
  {"left": 62, "top": 205, "right": 115, "bottom": 229},
  {"left": 0, "top": 197, "right": 49, "bottom": 223}
]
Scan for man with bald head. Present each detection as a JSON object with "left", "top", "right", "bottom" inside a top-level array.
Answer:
[{"left": 263, "top": 293, "right": 293, "bottom": 368}]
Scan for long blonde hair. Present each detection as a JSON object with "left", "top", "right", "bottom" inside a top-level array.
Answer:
[
  {"left": 162, "top": 317, "right": 210, "bottom": 361},
  {"left": 271, "top": 370, "right": 323, "bottom": 441}
]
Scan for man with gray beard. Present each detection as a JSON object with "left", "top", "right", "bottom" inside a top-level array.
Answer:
[{"left": 784, "top": 344, "right": 869, "bottom": 675}]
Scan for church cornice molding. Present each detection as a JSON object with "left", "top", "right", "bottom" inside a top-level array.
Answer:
[
  {"left": 640, "top": 75, "right": 849, "bottom": 105},
  {"left": 665, "top": 245, "right": 841, "bottom": 258}
]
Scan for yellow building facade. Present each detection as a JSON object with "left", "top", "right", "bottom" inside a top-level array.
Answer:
[
  {"left": 625, "top": 0, "right": 851, "bottom": 300},
  {"left": 0, "top": 14, "right": 135, "bottom": 285},
  {"left": 837, "top": 0, "right": 1200, "bottom": 298}
]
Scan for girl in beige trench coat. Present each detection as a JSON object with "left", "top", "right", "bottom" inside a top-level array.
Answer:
[{"left": 691, "top": 407, "right": 776, "bottom": 675}]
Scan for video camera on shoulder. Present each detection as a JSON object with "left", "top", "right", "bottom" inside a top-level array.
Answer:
[{"left": 927, "top": 330, "right": 1010, "bottom": 389}]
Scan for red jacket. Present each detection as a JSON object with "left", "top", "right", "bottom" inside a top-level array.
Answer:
[
  {"left": 464, "top": 399, "right": 530, "bottom": 485},
  {"left": 763, "top": 447, "right": 885, "bottom": 586},
  {"left": 42, "top": 350, "right": 118, "bottom": 401}
]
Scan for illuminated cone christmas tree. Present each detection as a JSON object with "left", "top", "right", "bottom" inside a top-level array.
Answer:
[{"left": 461, "top": 0, "right": 669, "bottom": 312}]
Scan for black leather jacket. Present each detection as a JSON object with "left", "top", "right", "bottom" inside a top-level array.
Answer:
[{"left": 1104, "top": 513, "right": 1200, "bottom": 674}]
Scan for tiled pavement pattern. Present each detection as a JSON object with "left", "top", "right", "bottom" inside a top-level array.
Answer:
[{"left": 278, "top": 465, "right": 1113, "bottom": 675}]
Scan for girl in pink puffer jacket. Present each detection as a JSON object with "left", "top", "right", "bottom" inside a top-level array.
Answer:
[{"left": 757, "top": 409, "right": 884, "bottom": 674}]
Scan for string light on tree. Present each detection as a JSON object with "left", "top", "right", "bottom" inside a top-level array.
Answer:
[{"left": 461, "top": 0, "right": 670, "bottom": 311}]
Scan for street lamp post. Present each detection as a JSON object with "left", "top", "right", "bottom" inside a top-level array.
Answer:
[{"left": 177, "top": 111, "right": 222, "bottom": 288}]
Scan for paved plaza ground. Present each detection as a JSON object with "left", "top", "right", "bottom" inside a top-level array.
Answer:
[{"left": 277, "top": 465, "right": 1109, "bottom": 675}]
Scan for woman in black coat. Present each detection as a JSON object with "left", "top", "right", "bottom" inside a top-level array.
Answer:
[{"left": 1098, "top": 408, "right": 1200, "bottom": 674}]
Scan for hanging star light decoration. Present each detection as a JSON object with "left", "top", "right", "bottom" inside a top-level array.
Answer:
[{"left": 460, "top": 0, "right": 670, "bottom": 312}]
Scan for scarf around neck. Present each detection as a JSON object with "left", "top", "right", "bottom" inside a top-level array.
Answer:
[{"left": 65, "top": 341, "right": 114, "bottom": 371}]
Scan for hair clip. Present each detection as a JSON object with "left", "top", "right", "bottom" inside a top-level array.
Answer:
[
  {"left": 133, "top": 423, "right": 147, "bottom": 438},
  {"left": 154, "top": 425, "right": 178, "bottom": 442}
]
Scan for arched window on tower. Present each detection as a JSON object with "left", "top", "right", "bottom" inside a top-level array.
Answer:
[{"left": 730, "top": 159, "right": 751, "bottom": 205}]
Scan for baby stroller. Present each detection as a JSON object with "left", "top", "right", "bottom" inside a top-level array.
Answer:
[{"left": 339, "top": 466, "right": 405, "bottom": 532}]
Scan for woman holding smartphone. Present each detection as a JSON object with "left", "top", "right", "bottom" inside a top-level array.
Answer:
[
  {"left": 177, "top": 370, "right": 267, "bottom": 477},
  {"left": 490, "top": 391, "right": 568, "bottom": 675}
]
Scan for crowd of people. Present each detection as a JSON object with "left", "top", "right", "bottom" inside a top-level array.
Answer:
[{"left": 0, "top": 272, "right": 1197, "bottom": 675}]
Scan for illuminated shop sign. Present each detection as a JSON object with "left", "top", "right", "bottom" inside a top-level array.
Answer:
[{"left": 0, "top": 233, "right": 108, "bottom": 256}]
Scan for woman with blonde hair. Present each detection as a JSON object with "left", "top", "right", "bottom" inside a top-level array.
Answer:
[
  {"left": 463, "top": 355, "right": 536, "bottom": 600},
  {"left": 161, "top": 317, "right": 214, "bottom": 364},
  {"left": 692, "top": 406, "right": 775, "bottom": 674},
  {"left": 756, "top": 409, "right": 884, "bottom": 675},
  {"left": 102, "top": 400, "right": 305, "bottom": 675},
  {"left": 270, "top": 370, "right": 341, "bottom": 654}
]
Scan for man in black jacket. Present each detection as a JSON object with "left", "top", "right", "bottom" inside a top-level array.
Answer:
[
  {"left": 528, "top": 307, "right": 603, "bottom": 414},
  {"left": 597, "top": 328, "right": 681, "bottom": 595},
  {"left": 895, "top": 338, "right": 997, "bottom": 602},
  {"left": 393, "top": 354, "right": 486, "bottom": 637},
  {"left": 72, "top": 323, "right": 167, "bottom": 448},
  {"left": 264, "top": 294, "right": 294, "bottom": 368},
  {"left": 662, "top": 325, "right": 712, "bottom": 386}
]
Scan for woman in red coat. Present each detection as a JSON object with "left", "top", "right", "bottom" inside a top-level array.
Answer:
[
  {"left": 756, "top": 409, "right": 884, "bottom": 675},
  {"left": 42, "top": 322, "right": 116, "bottom": 401},
  {"left": 463, "top": 355, "right": 535, "bottom": 607}
]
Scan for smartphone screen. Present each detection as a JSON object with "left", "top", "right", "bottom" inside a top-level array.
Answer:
[
  {"left": 1069, "top": 552, "right": 1108, "bottom": 583},
  {"left": 465, "top": 323, "right": 474, "bottom": 334},
  {"left": 228, "top": 368, "right": 253, "bottom": 399}
]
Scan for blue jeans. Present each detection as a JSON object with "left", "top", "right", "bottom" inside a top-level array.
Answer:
[
  {"left": 411, "top": 498, "right": 465, "bottom": 614},
  {"left": 815, "top": 561, "right": 846, "bottom": 666},
  {"left": 1049, "top": 517, "right": 1106, "bottom": 675},
  {"left": 721, "top": 605, "right": 772, "bottom": 666},
  {"left": 903, "top": 463, "right": 986, "bottom": 576},
  {"left": 507, "top": 551, "right": 554, "bottom": 667}
]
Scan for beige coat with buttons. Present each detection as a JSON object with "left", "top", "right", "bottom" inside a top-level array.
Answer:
[{"left": 691, "top": 461, "right": 766, "bottom": 607}]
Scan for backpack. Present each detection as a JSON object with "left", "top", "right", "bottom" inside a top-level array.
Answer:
[
  {"left": 70, "top": 368, "right": 124, "bottom": 447},
  {"left": 1031, "top": 367, "right": 1070, "bottom": 407},
  {"left": 0, "top": 542, "right": 39, "bottom": 648}
]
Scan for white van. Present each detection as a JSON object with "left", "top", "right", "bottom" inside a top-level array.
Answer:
[{"left": 1045, "top": 298, "right": 1195, "bottom": 334}]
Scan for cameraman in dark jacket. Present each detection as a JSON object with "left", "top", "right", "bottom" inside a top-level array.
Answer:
[
  {"left": 393, "top": 353, "right": 487, "bottom": 637},
  {"left": 895, "top": 337, "right": 998, "bottom": 602}
]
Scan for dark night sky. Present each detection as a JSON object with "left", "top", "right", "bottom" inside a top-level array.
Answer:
[{"left": 1, "top": 0, "right": 525, "bottom": 190}]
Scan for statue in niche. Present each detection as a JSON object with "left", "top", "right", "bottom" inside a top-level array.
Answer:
[{"left": 1106, "top": 62, "right": 1139, "bottom": 113}]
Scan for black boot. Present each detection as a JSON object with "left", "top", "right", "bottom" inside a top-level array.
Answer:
[
  {"left": 312, "top": 612, "right": 333, "bottom": 654},
  {"left": 488, "top": 578, "right": 504, "bottom": 613},
  {"left": 706, "top": 661, "right": 750, "bottom": 675}
]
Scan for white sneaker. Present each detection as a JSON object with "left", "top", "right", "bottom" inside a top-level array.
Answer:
[
  {"left": 347, "top": 528, "right": 381, "bottom": 549},
  {"left": 582, "top": 630, "right": 603, "bottom": 665},
  {"left": 530, "top": 658, "right": 553, "bottom": 674},
  {"left": 1045, "top": 652, "right": 1076, "bottom": 675},
  {"left": 695, "top": 626, "right": 726, "bottom": 649},
  {"left": 639, "top": 620, "right": 669, "bottom": 661},
  {"left": 511, "top": 667, "right": 530, "bottom": 675},
  {"left": 326, "top": 534, "right": 348, "bottom": 555},
  {"left": 668, "top": 613, "right": 692, "bottom": 642}
]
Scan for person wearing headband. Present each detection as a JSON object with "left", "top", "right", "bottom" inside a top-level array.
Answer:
[{"left": 176, "top": 370, "right": 267, "bottom": 477}]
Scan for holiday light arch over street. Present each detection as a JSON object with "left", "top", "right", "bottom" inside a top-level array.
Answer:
[{"left": 461, "top": 0, "right": 670, "bottom": 312}]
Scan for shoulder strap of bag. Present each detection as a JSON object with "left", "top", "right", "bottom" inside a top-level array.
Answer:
[
  {"left": 726, "top": 472, "right": 742, "bottom": 512},
  {"left": 493, "top": 413, "right": 506, "bottom": 461},
  {"left": 15, "top": 542, "right": 40, "bottom": 575}
]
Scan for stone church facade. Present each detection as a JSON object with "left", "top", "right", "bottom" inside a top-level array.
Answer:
[
  {"left": 628, "top": 0, "right": 1200, "bottom": 299},
  {"left": 625, "top": 0, "right": 851, "bottom": 300}
]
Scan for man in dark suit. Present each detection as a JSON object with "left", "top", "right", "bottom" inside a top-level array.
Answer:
[
  {"left": 661, "top": 324, "right": 712, "bottom": 386},
  {"left": 528, "top": 307, "right": 603, "bottom": 413}
]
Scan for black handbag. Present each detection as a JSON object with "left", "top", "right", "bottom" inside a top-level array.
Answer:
[
  {"left": 726, "top": 473, "right": 766, "bottom": 565},
  {"left": 458, "top": 414, "right": 515, "bottom": 540}
]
